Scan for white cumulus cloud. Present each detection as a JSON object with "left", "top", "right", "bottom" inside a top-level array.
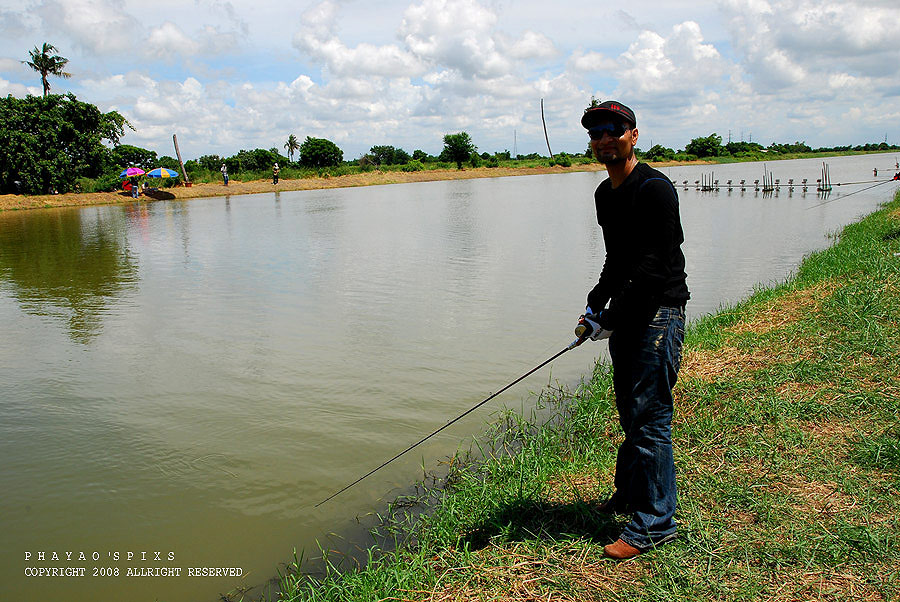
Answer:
[
  {"left": 721, "top": 0, "right": 900, "bottom": 90},
  {"left": 145, "top": 22, "right": 201, "bottom": 60},
  {"left": 293, "top": 1, "right": 424, "bottom": 78},
  {"left": 35, "top": 0, "right": 138, "bottom": 56},
  {"left": 615, "top": 21, "right": 727, "bottom": 109},
  {"left": 503, "top": 30, "right": 556, "bottom": 61},
  {"left": 399, "top": 0, "right": 507, "bottom": 78},
  {"left": 1, "top": 0, "right": 897, "bottom": 159}
]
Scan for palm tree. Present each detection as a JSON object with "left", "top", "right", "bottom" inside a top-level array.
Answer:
[
  {"left": 23, "top": 42, "right": 71, "bottom": 97},
  {"left": 284, "top": 134, "right": 300, "bottom": 163}
]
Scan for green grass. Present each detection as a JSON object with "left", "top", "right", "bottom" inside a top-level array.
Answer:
[{"left": 262, "top": 190, "right": 900, "bottom": 602}]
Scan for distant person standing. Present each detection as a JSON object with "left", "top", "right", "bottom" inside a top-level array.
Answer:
[
  {"left": 273, "top": 162, "right": 280, "bottom": 185},
  {"left": 221, "top": 163, "right": 229, "bottom": 186}
]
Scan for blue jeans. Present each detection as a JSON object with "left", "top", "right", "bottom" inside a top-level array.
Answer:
[{"left": 607, "top": 305, "right": 684, "bottom": 549}]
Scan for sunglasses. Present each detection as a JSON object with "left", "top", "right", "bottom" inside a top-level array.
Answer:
[{"left": 588, "top": 122, "right": 631, "bottom": 140}]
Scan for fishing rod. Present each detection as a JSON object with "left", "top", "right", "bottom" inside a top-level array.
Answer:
[
  {"left": 315, "top": 335, "right": 588, "bottom": 507},
  {"left": 806, "top": 178, "right": 897, "bottom": 209}
]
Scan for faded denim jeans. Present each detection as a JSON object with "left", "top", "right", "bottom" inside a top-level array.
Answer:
[{"left": 607, "top": 305, "right": 685, "bottom": 549}]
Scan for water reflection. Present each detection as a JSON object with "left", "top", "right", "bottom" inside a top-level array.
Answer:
[{"left": 0, "top": 207, "right": 137, "bottom": 343}]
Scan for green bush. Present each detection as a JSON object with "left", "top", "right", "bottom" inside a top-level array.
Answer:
[
  {"left": 157, "top": 155, "right": 181, "bottom": 171},
  {"left": 400, "top": 160, "right": 425, "bottom": 172},
  {"left": 225, "top": 148, "right": 286, "bottom": 174},
  {"left": 550, "top": 153, "right": 572, "bottom": 167},
  {"left": 319, "top": 165, "right": 352, "bottom": 177},
  {"left": 643, "top": 144, "right": 676, "bottom": 162},
  {"left": 197, "top": 155, "right": 223, "bottom": 171},
  {"left": 75, "top": 172, "right": 121, "bottom": 193},
  {"left": 369, "top": 145, "right": 411, "bottom": 166},
  {"left": 0, "top": 93, "right": 130, "bottom": 194},
  {"left": 442, "top": 132, "right": 476, "bottom": 169},
  {"left": 111, "top": 144, "right": 157, "bottom": 170},
  {"left": 299, "top": 137, "right": 343, "bottom": 168},
  {"left": 685, "top": 133, "right": 725, "bottom": 157}
]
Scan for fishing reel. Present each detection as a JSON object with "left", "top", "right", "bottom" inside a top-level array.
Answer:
[{"left": 575, "top": 313, "right": 611, "bottom": 341}]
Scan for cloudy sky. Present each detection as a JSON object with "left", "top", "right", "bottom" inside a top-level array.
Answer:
[{"left": 1, "top": 0, "right": 898, "bottom": 161}]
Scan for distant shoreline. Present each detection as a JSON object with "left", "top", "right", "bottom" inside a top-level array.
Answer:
[
  {"left": 0, "top": 164, "right": 609, "bottom": 213},
  {"left": 2, "top": 150, "right": 894, "bottom": 213}
]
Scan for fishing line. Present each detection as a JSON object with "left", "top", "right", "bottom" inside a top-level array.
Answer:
[
  {"left": 315, "top": 339, "right": 582, "bottom": 507},
  {"left": 832, "top": 179, "right": 883, "bottom": 186},
  {"left": 805, "top": 179, "right": 896, "bottom": 210}
]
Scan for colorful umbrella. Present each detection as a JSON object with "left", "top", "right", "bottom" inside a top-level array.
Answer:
[
  {"left": 119, "top": 167, "right": 145, "bottom": 178},
  {"left": 146, "top": 167, "right": 179, "bottom": 178}
]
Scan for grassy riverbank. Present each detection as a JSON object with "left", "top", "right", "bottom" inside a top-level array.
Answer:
[{"left": 269, "top": 191, "right": 900, "bottom": 601}]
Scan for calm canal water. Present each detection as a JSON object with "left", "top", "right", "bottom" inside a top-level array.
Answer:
[{"left": 2, "top": 153, "right": 897, "bottom": 601}]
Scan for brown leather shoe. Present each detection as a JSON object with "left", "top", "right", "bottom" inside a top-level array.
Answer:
[{"left": 603, "top": 539, "right": 642, "bottom": 560}]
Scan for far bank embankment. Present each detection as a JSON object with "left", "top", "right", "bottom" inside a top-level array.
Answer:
[{"left": 0, "top": 164, "right": 610, "bottom": 213}]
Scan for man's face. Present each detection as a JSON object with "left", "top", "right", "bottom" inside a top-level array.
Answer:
[{"left": 589, "top": 120, "right": 639, "bottom": 165}]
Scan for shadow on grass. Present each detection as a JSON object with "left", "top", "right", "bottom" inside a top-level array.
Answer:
[
  {"left": 882, "top": 227, "right": 900, "bottom": 241},
  {"left": 459, "top": 498, "right": 623, "bottom": 551}
]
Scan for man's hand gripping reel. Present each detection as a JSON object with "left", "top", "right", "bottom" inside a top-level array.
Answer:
[{"left": 569, "top": 312, "right": 612, "bottom": 349}]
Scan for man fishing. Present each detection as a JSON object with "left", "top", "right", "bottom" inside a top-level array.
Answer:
[{"left": 576, "top": 100, "right": 690, "bottom": 559}]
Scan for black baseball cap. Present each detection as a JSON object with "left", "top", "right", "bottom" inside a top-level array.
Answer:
[{"left": 581, "top": 100, "right": 636, "bottom": 129}]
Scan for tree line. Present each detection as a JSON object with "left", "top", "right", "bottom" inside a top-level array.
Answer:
[
  {"left": 640, "top": 133, "right": 899, "bottom": 163},
  {"left": 0, "top": 89, "right": 490, "bottom": 194}
]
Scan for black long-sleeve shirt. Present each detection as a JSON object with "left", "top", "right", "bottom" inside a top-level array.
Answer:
[{"left": 587, "top": 162, "right": 690, "bottom": 332}]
